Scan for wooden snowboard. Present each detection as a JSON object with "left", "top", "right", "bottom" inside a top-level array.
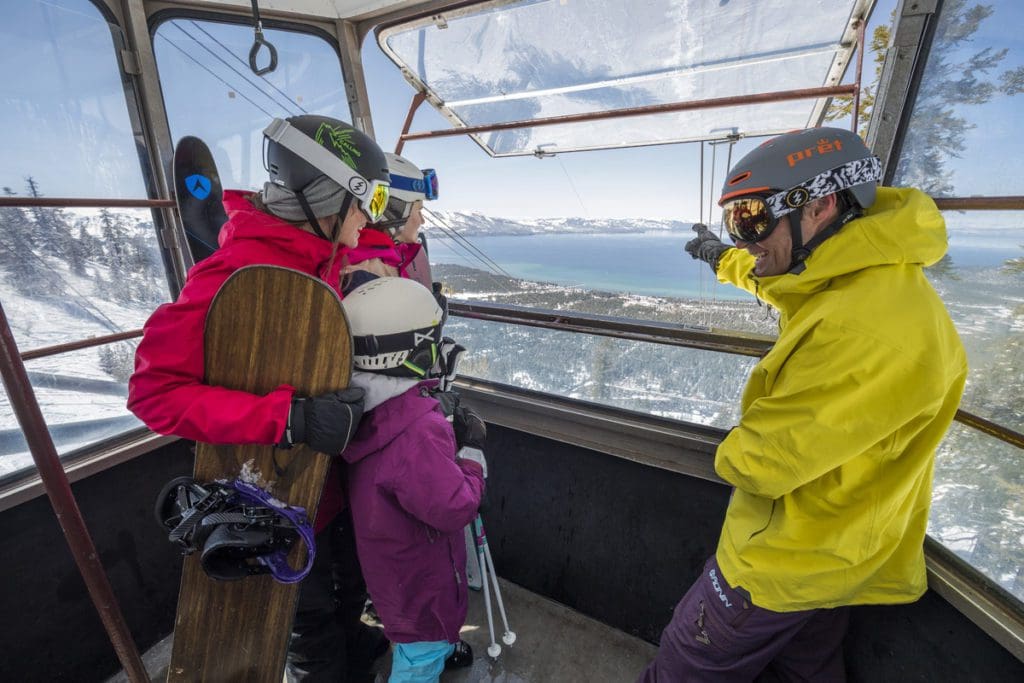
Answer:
[{"left": 167, "top": 265, "right": 351, "bottom": 682}]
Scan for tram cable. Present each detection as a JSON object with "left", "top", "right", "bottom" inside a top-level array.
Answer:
[
  {"left": 423, "top": 208, "right": 516, "bottom": 280},
  {"left": 695, "top": 133, "right": 742, "bottom": 327},
  {"left": 186, "top": 21, "right": 307, "bottom": 115},
  {"left": 422, "top": 221, "right": 521, "bottom": 296},
  {"left": 157, "top": 32, "right": 276, "bottom": 119},
  {"left": 172, "top": 23, "right": 300, "bottom": 117},
  {"left": 423, "top": 224, "right": 518, "bottom": 295}
]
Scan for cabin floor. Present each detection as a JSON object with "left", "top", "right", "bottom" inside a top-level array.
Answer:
[{"left": 108, "top": 578, "right": 656, "bottom": 682}]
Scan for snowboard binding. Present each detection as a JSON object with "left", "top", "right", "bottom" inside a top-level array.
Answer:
[{"left": 155, "top": 476, "right": 316, "bottom": 584}]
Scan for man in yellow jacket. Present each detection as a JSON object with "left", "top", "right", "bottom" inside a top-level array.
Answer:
[{"left": 638, "top": 127, "right": 967, "bottom": 682}]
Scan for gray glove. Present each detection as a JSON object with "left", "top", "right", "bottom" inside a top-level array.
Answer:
[{"left": 684, "top": 223, "right": 731, "bottom": 272}]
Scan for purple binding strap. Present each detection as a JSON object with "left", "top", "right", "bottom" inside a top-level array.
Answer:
[{"left": 229, "top": 479, "right": 317, "bottom": 584}]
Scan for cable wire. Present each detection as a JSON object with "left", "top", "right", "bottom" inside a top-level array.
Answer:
[
  {"left": 157, "top": 33, "right": 275, "bottom": 118},
  {"left": 187, "top": 21, "right": 307, "bottom": 115},
  {"left": 172, "top": 23, "right": 298, "bottom": 117},
  {"left": 423, "top": 208, "right": 516, "bottom": 279}
]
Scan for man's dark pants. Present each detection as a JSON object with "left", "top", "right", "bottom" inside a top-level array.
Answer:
[{"left": 638, "top": 556, "right": 849, "bottom": 682}]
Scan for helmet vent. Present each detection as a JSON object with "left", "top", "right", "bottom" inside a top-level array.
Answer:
[{"left": 728, "top": 171, "right": 752, "bottom": 186}]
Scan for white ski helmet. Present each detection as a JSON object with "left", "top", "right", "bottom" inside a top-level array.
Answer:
[
  {"left": 342, "top": 277, "right": 443, "bottom": 377},
  {"left": 381, "top": 152, "right": 437, "bottom": 229}
]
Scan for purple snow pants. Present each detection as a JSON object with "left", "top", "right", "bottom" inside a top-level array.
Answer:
[{"left": 637, "top": 556, "right": 849, "bottom": 683}]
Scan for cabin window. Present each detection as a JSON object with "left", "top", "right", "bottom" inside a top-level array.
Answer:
[
  {"left": 446, "top": 317, "right": 757, "bottom": 429},
  {"left": 891, "top": 0, "right": 1024, "bottom": 603},
  {"left": 0, "top": 0, "right": 169, "bottom": 479},
  {"left": 152, "top": 17, "right": 351, "bottom": 190}
]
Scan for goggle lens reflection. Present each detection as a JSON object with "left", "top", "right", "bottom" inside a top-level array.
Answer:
[
  {"left": 722, "top": 196, "right": 776, "bottom": 243},
  {"left": 366, "top": 183, "right": 390, "bottom": 222},
  {"left": 381, "top": 196, "right": 413, "bottom": 228}
]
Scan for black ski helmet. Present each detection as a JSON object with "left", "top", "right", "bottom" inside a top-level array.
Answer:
[{"left": 266, "top": 114, "right": 390, "bottom": 196}]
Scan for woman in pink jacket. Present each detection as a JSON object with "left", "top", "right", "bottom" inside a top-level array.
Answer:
[
  {"left": 340, "top": 277, "right": 486, "bottom": 682},
  {"left": 128, "top": 114, "right": 393, "bottom": 681}
]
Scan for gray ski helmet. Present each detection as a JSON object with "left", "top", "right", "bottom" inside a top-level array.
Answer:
[
  {"left": 719, "top": 127, "right": 881, "bottom": 214},
  {"left": 265, "top": 115, "right": 390, "bottom": 194}
]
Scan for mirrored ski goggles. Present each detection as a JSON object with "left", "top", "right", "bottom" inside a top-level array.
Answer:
[
  {"left": 263, "top": 118, "right": 391, "bottom": 223},
  {"left": 389, "top": 168, "right": 439, "bottom": 201},
  {"left": 381, "top": 195, "right": 416, "bottom": 230},
  {"left": 364, "top": 182, "right": 390, "bottom": 223},
  {"left": 720, "top": 155, "right": 883, "bottom": 243},
  {"left": 721, "top": 195, "right": 780, "bottom": 244}
]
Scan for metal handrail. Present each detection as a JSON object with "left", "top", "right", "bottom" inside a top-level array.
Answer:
[
  {"left": 449, "top": 300, "right": 774, "bottom": 357},
  {"left": 20, "top": 330, "right": 144, "bottom": 361},
  {"left": 400, "top": 84, "right": 859, "bottom": 143},
  {"left": 933, "top": 196, "right": 1024, "bottom": 211},
  {"left": 0, "top": 197, "right": 174, "bottom": 209}
]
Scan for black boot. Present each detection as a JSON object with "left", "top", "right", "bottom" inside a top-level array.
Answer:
[{"left": 444, "top": 640, "right": 473, "bottom": 670}]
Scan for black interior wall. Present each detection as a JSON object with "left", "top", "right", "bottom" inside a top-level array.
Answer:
[
  {"left": 2, "top": 425, "right": 1021, "bottom": 681},
  {"left": 482, "top": 424, "right": 1024, "bottom": 682},
  {"left": 0, "top": 440, "right": 193, "bottom": 682}
]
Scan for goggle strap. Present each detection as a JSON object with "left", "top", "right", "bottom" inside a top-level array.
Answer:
[
  {"left": 264, "top": 118, "right": 384, "bottom": 213},
  {"left": 766, "top": 156, "right": 881, "bottom": 219},
  {"left": 389, "top": 169, "right": 439, "bottom": 200}
]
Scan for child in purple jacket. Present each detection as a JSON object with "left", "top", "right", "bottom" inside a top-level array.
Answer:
[{"left": 339, "top": 276, "right": 486, "bottom": 682}]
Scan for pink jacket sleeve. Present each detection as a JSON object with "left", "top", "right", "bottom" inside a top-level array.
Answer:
[
  {"left": 126, "top": 259, "right": 293, "bottom": 445},
  {"left": 387, "top": 415, "right": 485, "bottom": 534}
]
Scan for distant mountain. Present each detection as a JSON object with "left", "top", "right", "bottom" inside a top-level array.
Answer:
[{"left": 424, "top": 210, "right": 697, "bottom": 236}]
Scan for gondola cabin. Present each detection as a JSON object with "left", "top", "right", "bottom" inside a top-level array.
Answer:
[{"left": 1, "top": 0, "right": 1022, "bottom": 680}]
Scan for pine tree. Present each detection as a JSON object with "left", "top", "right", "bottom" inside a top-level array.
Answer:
[
  {"left": 0, "top": 186, "right": 48, "bottom": 296},
  {"left": 893, "top": 1, "right": 1022, "bottom": 195}
]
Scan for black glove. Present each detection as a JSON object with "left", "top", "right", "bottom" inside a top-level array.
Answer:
[
  {"left": 278, "top": 387, "right": 366, "bottom": 455},
  {"left": 453, "top": 404, "right": 487, "bottom": 451},
  {"left": 433, "top": 388, "right": 460, "bottom": 419},
  {"left": 684, "top": 223, "right": 731, "bottom": 272},
  {"left": 431, "top": 281, "right": 449, "bottom": 326}
]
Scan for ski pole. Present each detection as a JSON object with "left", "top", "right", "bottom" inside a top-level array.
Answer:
[
  {"left": 473, "top": 516, "right": 500, "bottom": 657},
  {"left": 483, "top": 537, "right": 516, "bottom": 645}
]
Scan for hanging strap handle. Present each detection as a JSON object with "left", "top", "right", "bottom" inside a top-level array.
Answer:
[{"left": 248, "top": 0, "right": 278, "bottom": 76}]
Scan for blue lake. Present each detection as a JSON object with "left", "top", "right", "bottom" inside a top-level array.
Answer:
[{"left": 426, "top": 231, "right": 1019, "bottom": 299}]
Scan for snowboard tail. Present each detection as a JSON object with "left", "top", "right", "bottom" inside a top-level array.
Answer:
[
  {"left": 167, "top": 265, "right": 351, "bottom": 682},
  {"left": 173, "top": 135, "right": 228, "bottom": 263}
]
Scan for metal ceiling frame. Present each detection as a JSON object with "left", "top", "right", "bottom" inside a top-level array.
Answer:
[{"left": 376, "top": 0, "right": 876, "bottom": 157}]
